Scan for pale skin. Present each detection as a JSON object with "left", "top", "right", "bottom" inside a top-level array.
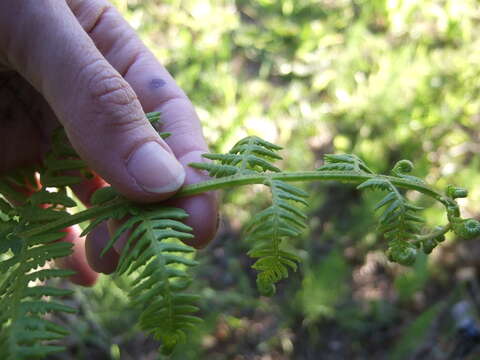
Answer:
[{"left": 0, "top": 0, "right": 218, "bottom": 285}]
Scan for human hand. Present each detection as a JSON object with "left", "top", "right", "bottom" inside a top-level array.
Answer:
[{"left": 0, "top": 0, "right": 218, "bottom": 285}]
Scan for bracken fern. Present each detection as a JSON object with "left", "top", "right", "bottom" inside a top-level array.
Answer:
[
  {"left": 0, "top": 129, "right": 84, "bottom": 359},
  {"left": 87, "top": 189, "right": 201, "bottom": 356},
  {"left": 0, "top": 111, "right": 479, "bottom": 357},
  {"left": 191, "top": 137, "right": 308, "bottom": 296}
]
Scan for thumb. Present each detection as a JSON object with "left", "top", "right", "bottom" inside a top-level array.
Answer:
[{"left": 1, "top": 1, "right": 185, "bottom": 202}]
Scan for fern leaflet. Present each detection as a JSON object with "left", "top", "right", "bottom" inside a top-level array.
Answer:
[
  {"left": 0, "top": 126, "right": 91, "bottom": 359},
  {"left": 190, "top": 136, "right": 282, "bottom": 177},
  {"left": 191, "top": 137, "right": 307, "bottom": 295},
  {"left": 246, "top": 179, "right": 307, "bottom": 296},
  {"left": 0, "top": 192, "right": 77, "bottom": 359},
  {"left": 87, "top": 194, "right": 201, "bottom": 355}
]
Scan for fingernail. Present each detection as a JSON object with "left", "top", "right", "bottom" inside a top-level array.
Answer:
[{"left": 127, "top": 142, "right": 185, "bottom": 194}]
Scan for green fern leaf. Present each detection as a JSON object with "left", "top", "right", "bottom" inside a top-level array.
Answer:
[
  {"left": 190, "top": 135, "right": 283, "bottom": 177},
  {"left": 28, "top": 191, "right": 77, "bottom": 208},
  {"left": 246, "top": 179, "right": 307, "bottom": 296},
  {"left": 189, "top": 162, "right": 239, "bottom": 177},
  {"left": 317, "top": 163, "right": 355, "bottom": 171},
  {"left": 319, "top": 153, "right": 374, "bottom": 174},
  {"left": 40, "top": 128, "right": 90, "bottom": 188},
  {"left": 0, "top": 228, "right": 76, "bottom": 359},
  {"left": 88, "top": 204, "right": 201, "bottom": 354},
  {"left": 356, "top": 178, "right": 391, "bottom": 191},
  {"left": 356, "top": 161, "right": 426, "bottom": 265},
  {"left": 0, "top": 129, "right": 92, "bottom": 359},
  {"left": 3, "top": 116, "right": 475, "bottom": 359}
]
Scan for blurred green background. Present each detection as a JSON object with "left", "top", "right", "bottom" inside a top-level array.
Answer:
[{"left": 55, "top": 0, "right": 480, "bottom": 359}]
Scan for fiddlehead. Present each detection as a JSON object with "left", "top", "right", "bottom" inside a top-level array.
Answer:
[
  {"left": 318, "top": 156, "right": 435, "bottom": 265},
  {"left": 356, "top": 162, "right": 426, "bottom": 266},
  {"left": 444, "top": 186, "right": 480, "bottom": 241},
  {"left": 317, "top": 155, "right": 421, "bottom": 264},
  {"left": 317, "top": 155, "right": 479, "bottom": 265}
]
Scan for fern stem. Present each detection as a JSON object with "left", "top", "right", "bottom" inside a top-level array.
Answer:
[
  {"left": 176, "top": 171, "right": 445, "bottom": 201},
  {"left": 17, "top": 170, "right": 449, "bottom": 238},
  {"left": 413, "top": 224, "right": 451, "bottom": 242},
  {"left": 17, "top": 199, "right": 124, "bottom": 238}
]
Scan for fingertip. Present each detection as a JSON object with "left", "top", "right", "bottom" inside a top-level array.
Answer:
[
  {"left": 55, "top": 226, "right": 98, "bottom": 287},
  {"left": 125, "top": 140, "right": 185, "bottom": 197},
  {"left": 167, "top": 150, "right": 219, "bottom": 249},
  {"left": 168, "top": 192, "right": 218, "bottom": 249},
  {"left": 85, "top": 221, "right": 119, "bottom": 274},
  {"left": 70, "top": 173, "right": 109, "bottom": 207},
  {"left": 107, "top": 218, "right": 130, "bottom": 255}
]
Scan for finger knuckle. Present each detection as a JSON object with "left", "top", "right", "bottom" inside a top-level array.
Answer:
[
  {"left": 88, "top": 65, "right": 136, "bottom": 107},
  {"left": 85, "top": 61, "right": 142, "bottom": 130}
]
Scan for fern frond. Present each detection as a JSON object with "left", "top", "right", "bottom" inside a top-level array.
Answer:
[
  {"left": 0, "top": 190, "right": 77, "bottom": 358},
  {"left": 391, "top": 159, "right": 425, "bottom": 184},
  {"left": 0, "top": 127, "right": 89, "bottom": 359},
  {"left": 80, "top": 187, "right": 130, "bottom": 237},
  {"left": 2, "top": 112, "right": 478, "bottom": 359},
  {"left": 0, "top": 223, "right": 76, "bottom": 359},
  {"left": 357, "top": 178, "right": 391, "bottom": 191},
  {"left": 40, "top": 129, "right": 88, "bottom": 188},
  {"left": 189, "top": 162, "right": 239, "bottom": 178},
  {"left": 190, "top": 136, "right": 283, "bottom": 177},
  {"left": 356, "top": 160, "right": 426, "bottom": 265},
  {"left": 246, "top": 179, "right": 307, "bottom": 296},
  {"left": 86, "top": 198, "right": 201, "bottom": 355},
  {"left": 192, "top": 137, "right": 307, "bottom": 296},
  {"left": 318, "top": 153, "right": 374, "bottom": 174}
]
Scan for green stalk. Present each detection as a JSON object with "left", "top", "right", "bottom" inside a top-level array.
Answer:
[
  {"left": 177, "top": 171, "right": 445, "bottom": 200},
  {"left": 18, "top": 170, "right": 452, "bottom": 239},
  {"left": 413, "top": 224, "right": 451, "bottom": 242}
]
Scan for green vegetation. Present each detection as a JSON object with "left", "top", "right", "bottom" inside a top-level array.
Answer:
[
  {"left": 3, "top": 0, "right": 480, "bottom": 358},
  {"left": 0, "top": 117, "right": 477, "bottom": 358}
]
